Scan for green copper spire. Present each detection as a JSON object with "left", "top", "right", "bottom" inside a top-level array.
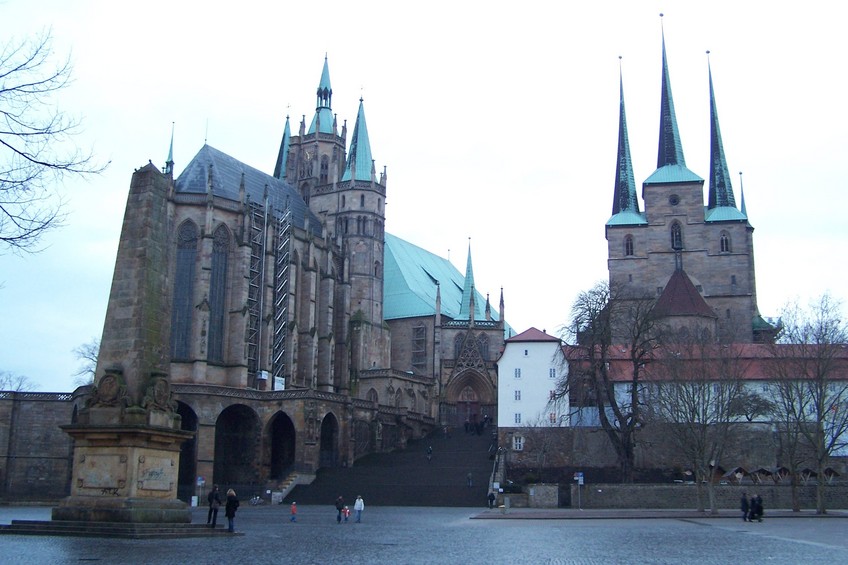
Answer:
[
  {"left": 707, "top": 55, "right": 737, "bottom": 210},
  {"left": 458, "top": 240, "right": 476, "bottom": 320},
  {"left": 657, "top": 22, "right": 686, "bottom": 169},
  {"left": 164, "top": 122, "right": 174, "bottom": 175},
  {"left": 341, "top": 98, "right": 374, "bottom": 182},
  {"left": 308, "top": 56, "right": 335, "bottom": 135},
  {"left": 273, "top": 115, "right": 291, "bottom": 180},
  {"left": 612, "top": 61, "right": 638, "bottom": 216}
]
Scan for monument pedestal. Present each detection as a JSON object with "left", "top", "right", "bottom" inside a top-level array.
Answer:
[{"left": 52, "top": 423, "right": 193, "bottom": 524}]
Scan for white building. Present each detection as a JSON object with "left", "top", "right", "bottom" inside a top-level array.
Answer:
[{"left": 497, "top": 328, "right": 568, "bottom": 450}]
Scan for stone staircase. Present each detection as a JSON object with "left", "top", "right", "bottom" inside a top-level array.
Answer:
[
  {"left": 0, "top": 520, "right": 241, "bottom": 539},
  {"left": 285, "top": 425, "right": 498, "bottom": 507}
]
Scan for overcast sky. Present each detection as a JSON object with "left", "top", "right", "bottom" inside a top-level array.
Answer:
[{"left": 2, "top": 1, "right": 846, "bottom": 392}]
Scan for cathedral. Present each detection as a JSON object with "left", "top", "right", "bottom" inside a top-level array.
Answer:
[
  {"left": 84, "top": 57, "right": 505, "bottom": 499},
  {"left": 605, "top": 32, "right": 776, "bottom": 343}
]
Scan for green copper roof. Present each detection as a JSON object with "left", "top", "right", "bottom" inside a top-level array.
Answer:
[
  {"left": 384, "top": 233, "right": 494, "bottom": 322},
  {"left": 707, "top": 58, "right": 739, "bottom": 211},
  {"left": 705, "top": 206, "right": 747, "bottom": 222},
  {"left": 341, "top": 99, "right": 374, "bottom": 182},
  {"left": 607, "top": 209, "right": 647, "bottom": 226},
  {"left": 644, "top": 164, "right": 703, "bottom": 184},
  {"left": 308, "top": 57, "right": 335, "bottom": 135},
  {"left": 457, "top": 243, "right": 476, "bottom": 320},
  {"left": 656, "top": 28, "right": 686, "bottom": 169},
  {"left": 273, "top": 115, "right": 291, "bottom": 180},
  {"left": 611, "top": 65, "right": 640, "bottom": 217}
]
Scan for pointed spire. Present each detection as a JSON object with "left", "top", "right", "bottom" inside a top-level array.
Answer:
[
  {"left": 308, "top": 56, "right": 335, "bottom": 135},
  {"left": 707, "top": 52, "right": 737, "bottom": 210},
  {"left": 341, "top": 98, "right": 375, "bottom": 182},
  {"left": 458, "top": 239, "right": 477, "bottom": 320},
  {"left": 657, "top": 15, "right": 686, "bottom": 169},
  {"left": 273, "top": 115, "right": 291, "bottom": 180},
  {"left": 164, "top": 122, "right": 174, "bottom": 175},
  {"left": 612, "top": 57, "right": 638, "bottom": 216},
  {"left": 739, "top": 172, "right": 748, "bottom": 217}
]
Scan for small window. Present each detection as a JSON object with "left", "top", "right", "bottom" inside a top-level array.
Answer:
[
  {"left": 549, "top": 390, "right": 556, "bottom": 400},
  {"left": 513, "top": 436, "right": 524, "bottom": 450},
  {"left": 720, "top": 232, "right": 732, "bottom": 253},
  {"left": 514, "top": 368, "right": 521, "bottom": 378},
  {"left": 731, "top": 275, "right": 737, "bottom": 286},
  {"left": 360, "top": 194, "right": 365, "bottom": 207},
  {"left": 624, "top": 235, "right": 634, "bottom": 256},
  {"left": 514, "top": 390, "right": 521, "bottom": 401},
  {"left": 549, "top": 412, "right": 557, "bottom": 424},
  {"left": 524, "top": 349, "right": 528, "bottom": 356},
  {"left": 549, "top": 368, "right": 556, "bottom": 378},
  {"left": 669, "top": 194, "right": 680, "bottom": 206},
  {"left": 341, "top": 195, "right": 346, "bottom": 208},
  {"left": 514, "top": 413, "right": 522, "bottom": 424}
]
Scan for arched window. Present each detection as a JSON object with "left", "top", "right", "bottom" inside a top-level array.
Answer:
[
  {"left": 477, "top": 334, "right": 490, "bottom": 360},
  {"left": 341, "top": 195, "right": 346, "bottom": 208},
  {"left": 670, "top": 221, "right": 683, "bottom": 250},
  {"left": 624, "top": 234, "right": 634, "bottom": 256},
  {"left": 720, "top": 232, "right": 731, "bottom": 253},
  {"left": 208, "top": 225, "right": 230, "bottom": 363},
  {"left": 171, "top": 220, "right": 198, "bottom": 359},
  {"left": 367, "top": 388, "right": 379, "bottom": 405},
  {"left": 360, "top": 194, "right": 365, "bottom": 207},
  {"left": 319, "top": 155, "right": 329, "bottom": 184},
  {"left": 374, "top": 261, "right": 382, "bottom": 278},
  {"left": 454, "top": 334, "right": 464, "bottom": 359}
]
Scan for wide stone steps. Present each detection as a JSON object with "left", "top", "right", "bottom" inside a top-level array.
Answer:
[{"left": 0, "top": 520, "right": 241, "bottom": 539}]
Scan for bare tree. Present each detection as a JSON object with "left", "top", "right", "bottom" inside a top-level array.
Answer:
[
  {"left": 649, "top": 333, "right": 749, "bottom": 513},
  {"left": 72, "top": 337, "right": 99, "bottom": 386},
  {"left": 768, "top": 293, "right": 848, "bottom": 514},
  {"left": 0, "top": 370, "right": 38, "bottom": 392},
  {"left": 1, "top": 31, "right": 107, "bottom": 253},
  {"left": 557, "top": 281, "right": 663, "bottom": 482}
]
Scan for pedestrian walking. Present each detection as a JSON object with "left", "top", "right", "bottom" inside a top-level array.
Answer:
[
  {"left": 753, "top": 494, "right": 764, "bottom": 522},
  {"left": 290, "top": 501, "right": 297, "bottom": 522},
  {"left": 343, "top": 505, "right": 350, "bottom": 522},
  {"left": 488, "top": 491, "right": 496, "bottom": 509},
  {"left": 207, "top": 484, "right": 222, "bottom": 528},
  {"left": 354, "top": 495, "right": 365, "bottom": 523},
  {"left": 466, "top": 472, "right": 473, "bottom": 487},
  {"left": 427, "top": 445, "right": 433, "bottom": 462},
  {"left": 335, "top": 495, "right": 345, "bottom": 523},
  {"left": 740, "top": 491, "right": 749, "bottom": 522},
  {"left": 225, "top": 488, "right": 239, "bottom": 533}
]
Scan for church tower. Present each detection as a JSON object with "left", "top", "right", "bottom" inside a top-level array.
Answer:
[
  {"left": 606, "top": 24, "right": 774, "bottom": 343},
  {"left": 277, "top": 57, "right": 390, "bottom": 378}
]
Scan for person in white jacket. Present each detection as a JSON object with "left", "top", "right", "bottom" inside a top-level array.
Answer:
[{"left": 354, "top": 495, "right": 365, "bottom": 523}]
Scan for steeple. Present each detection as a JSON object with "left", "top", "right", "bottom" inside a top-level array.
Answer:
[
  {"left": 273, "top": 115, "right": 291, "bottom": 180},
  {"left": 707, "top": 53, "right": 737, "bottom": 210},
  {"left": 308, "top": 56, "right": 335, "bottom": 135},
  {"left": 608, "top": 58, "right": 645, "bottom": 226},
  {"left": 657, "top": 17, "right": 685, "bottom": 169},
  {"left": 739, "top": 172, "right": 748, "bottom": 217},
  {"left": 341, "top": 98, "right": 375, "bottom": 182},
  {"left": 164, "top": 122, "right": 174, "bottom": 175},
  {"left": 458, "top": 240, "right": 476, "bottom": 320}
]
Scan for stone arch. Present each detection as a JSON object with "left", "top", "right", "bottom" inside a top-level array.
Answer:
[
  {"left": 443, "top": 369, "right": 496, "bottom": 427},
  {"left": 265, "top": 411, "right": 296, "bottom": 481},
  {"left": 319, "top": 412, "right": 340, "bottom": 468},
  {"left": 176, "top": 401, "right": 199, "bottom": 502},
  {"left": 366, "top": 387, "right": 379, "bottom": 405},
  {"left": 214, "top": 404, "right": 261, "bottom": 487}
]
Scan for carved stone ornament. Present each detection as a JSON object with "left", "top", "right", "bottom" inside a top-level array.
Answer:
[
  {"left": 142, "top": 373, "right": 177, "bottom": 413},
  {"left": 89, "top": 370, "right": 129, "bottom": 408}
]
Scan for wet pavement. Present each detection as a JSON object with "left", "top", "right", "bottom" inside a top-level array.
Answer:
[{"left": 1, "top": 504, "right": 846, "bottom": 564}]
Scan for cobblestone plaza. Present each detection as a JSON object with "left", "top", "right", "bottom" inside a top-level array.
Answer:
[{"left": 2, "top": 505, "right": 847, "bottom": 564}]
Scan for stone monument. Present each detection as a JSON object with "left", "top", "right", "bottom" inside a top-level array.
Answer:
[{"left": 52, "top": 162, "right": 193, "bottom": 523}]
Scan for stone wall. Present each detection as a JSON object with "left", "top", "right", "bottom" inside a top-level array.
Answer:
[{"left": 569, "top": 483, "right": 848, "bottom": 510}]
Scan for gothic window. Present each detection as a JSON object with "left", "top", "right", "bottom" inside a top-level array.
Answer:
[
  {"left": 394, "top": 389, "right": 403, "bottom": 408},
  {"left": 454, "top": 334, "right": 464, "bottom": 359},
  {"left": 460, "top": 386, "right": 477, "bottom": 403},
  {"left": 341, "top": 195, "right": 346, "bottom": 208},
  {"left": 378, "top": 198, "right": 382, "bottom": 212},
  {"left": 360, "top": 194, "right": 365, "bottom": 207},
  {"left": 670, "top": 221, "right": 683, "bottom": 250},
  {"left": 208, "top": 225, "right": 230, "bottom": 363},
  {"left": 411, "top": 325, "right": 427, "bottom": 374},
  {"left": 624, "top": 234, "right": 634, "bottom": 256},
  {"left": 367, "top": 388, "right": 379, "bottom": 404},
  {"left": 319, "top": 155, "right": 329, "bottom": 184},
  {"left": 374, "top": 261, "right": 382, "bottom": 278},
  {"left": 171, "top": 220, "right": 198, "bottom": 359},
  {"left": 720, "top": 231, "right": 731, "bottom": 253},
  {"left": 476, "top": 334, "right": 489, "bottom": 360}
]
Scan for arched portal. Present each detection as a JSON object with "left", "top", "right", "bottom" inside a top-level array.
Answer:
[
  {"left": 214, "top": 404, "right": 261, "bottom": 487},
  {"left": 319, "top": 413, "right": 339, "bottom": 468},
  {"left": 176, "top": 401, "right": 199, "bottom": 502},
  {"left": 266, "top": 411, "right": 296, "bottom": 481},
  {"left": 442, "top": 370, "right": 496, "bottom": 428}
]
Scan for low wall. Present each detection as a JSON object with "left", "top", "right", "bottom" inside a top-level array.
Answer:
[{"left": 568, "top": 483, "right": 848, "bottom": 510}]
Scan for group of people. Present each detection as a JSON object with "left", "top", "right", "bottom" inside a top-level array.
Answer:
[
  {"left": 334, "top": 495, "right": 365, "bottom": 523},
  {"left": 740, "top": 492, "right": 764, "bottom": 522},
  {"left": 206, "top": 487, "right": 366, "bottom": 531},
  {"left": 206, "top": 485, "right": 240, "bottom": 532}
]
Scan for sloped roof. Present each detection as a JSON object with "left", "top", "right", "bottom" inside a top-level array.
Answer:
[
  {"left": 652, "top": 269, "right": 717, "bottom": 319},
  {"left": 174, "top": 144, "right": 321, "bottom": 235},
  {"left": 506, "top": 327, "right": 560, "bottom": 343},
  {"left": 644, "top": 164, "right": 703, "bottom": 185},
  {"left": 384, "top": 233, "right": 495, "bottom": 322},
  {"left": 607, "top": 210, "right": 648, "bottom": 226}
]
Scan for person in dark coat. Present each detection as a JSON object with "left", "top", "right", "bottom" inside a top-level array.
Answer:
[
  {"left": 207, "top": 484, "right": 223, "bottom": 527},
  {"left": 225, "top": 489, "right": 240, "bottom": 533},
  {"left": 753, "top": 494, "right": 764, "bottom": 522},
  {"left": 335, "top": 495, "right": 345, "bottom": 523},
  {"left": 740, "top": 492, "right": 749, "bottom": 522}
]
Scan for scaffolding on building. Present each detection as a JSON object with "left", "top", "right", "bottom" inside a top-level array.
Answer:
[{"left": 272, "top": 205, "right": 292, "bottom": 389}]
